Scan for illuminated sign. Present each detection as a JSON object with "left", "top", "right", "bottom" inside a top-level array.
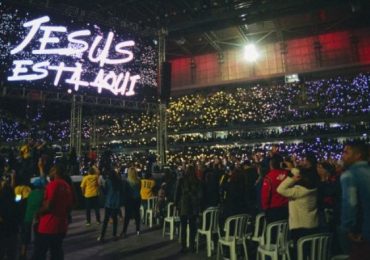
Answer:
[{"left": 7, "top": 16, "right": 141, "bottom": 96}]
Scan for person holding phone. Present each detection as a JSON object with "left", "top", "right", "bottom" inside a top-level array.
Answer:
[
  {"left": 277, "top": 164, "right": 319, "bottom": 245},
  {"left": 261, "top": 155, "right": 289, "bottom": 223}
]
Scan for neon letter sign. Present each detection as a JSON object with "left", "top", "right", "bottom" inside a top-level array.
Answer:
[{"left": 8, "top": 16, "right": 141, "bottom": 96}]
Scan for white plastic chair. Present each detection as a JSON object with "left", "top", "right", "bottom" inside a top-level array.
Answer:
[
  {"left": 196, "top": 207, "right": 219, "bottom": 257},
  {"left": 257, "top": 220, "right": 290, "bottom": 260},
  {"left": 145, "top": 196, "right": 158, "bottom": 228},
  {"left": 217, "top": 214, "right": 252, "bottom": 260},
  {"left": 162, "top": 202, "right": 180, "bottom": 240},
  {"left": 297, "top": 233, "right": 332, "bottom": 260},
  {"left": 246, "top": 212, "right": 266, "bottom": 244},
  {"left": 140, "top": 204, "right": 145, "bottom": 223}
]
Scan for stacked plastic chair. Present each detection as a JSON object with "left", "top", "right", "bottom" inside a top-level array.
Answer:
[
  {"left": 145, "top": 196, "right": 158, "bottom": 228},
  {"left": 257, "top": 220, "right": 291, "bottom": 260},
  {"left": 246, "top": 212, "right": 266, "bottom": 244},
  {"left": 297, "top": 233, "right": 332, "bottom": 260},
  {"left": 162, "top": 202, "right": 180, "bottom": 240},
  {"left": 196, "top": 207, "right": 219, "bottom": 257},
  {"left": 217, "top": 214, "right": 252, "bottom": 260}
]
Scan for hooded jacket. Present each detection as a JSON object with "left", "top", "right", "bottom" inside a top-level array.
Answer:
[{"left": 277, "top": 176, "right": 319, "bottom": 230}]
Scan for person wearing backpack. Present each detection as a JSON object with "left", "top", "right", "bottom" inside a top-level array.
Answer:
[{"left": 121, "top": 167, "right": 141, "bottom": 237}]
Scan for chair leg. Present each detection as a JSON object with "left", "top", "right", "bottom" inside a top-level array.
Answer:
[
  {"left": 186, "top": 224, "right": 190, "bottom": 248},
  {"left": 196, "top": 232, "right": 200, "bottom": 253},
  {"left": 178, "top": 226, "right": 181, "bottom": 243},
  {"left": 170, "top": 221, "right": 174, "bottom": 240},
  {"left": 230, "top": 242, "right": 236, "bottom": 260},
  {"left": 149, "top": 212, "right": 152, "bottom": 228},
  {"left": 162, "top": 221, "right": 166, "bottom": 237},
  {"left": 206, "top": 233, "right": 212, "bottom": 257},
  {"left": 285, "top": 248, "right": 291, "bottom": 260},
  {"left": 242, "top": 241, "right": 248, "bottom": 260},
  {"left": 216, "top": 242, "right": 220, "bottom": 260}
]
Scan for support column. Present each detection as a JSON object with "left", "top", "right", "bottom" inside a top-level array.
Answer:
[
  {"left": 350, "top": 34, "right": 359, "bottom": 63},
  {"left": 156, "top": 28, "right": 168, "bottom": 168},
  {"left": 313, "top": 38, "right": 322, "bottom": 68},
  {"left": 90, "top": 116, "right": 98, "bottom": 148},
  {"left": 280, "top": 41, "right": 288, "bottom": 72},
  {"left": 70, "top": 95, "right": 83, "bottom": 158}
]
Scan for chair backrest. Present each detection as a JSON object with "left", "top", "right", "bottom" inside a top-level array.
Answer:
[
  {"left": 147, "top": 196, "right": 158, "bottom": 209},
  {"left": 297, "top": 233, "right": 332, "bottom": 260},
  {"left": 252, "top": 213, "right": 266, "bottom": 240},
  {"left": 262, "top": 220, "right": 289, "bottom": 250},
  {"left": 200, "top": 207, "right": 219, "bottom": 233},
  {"left": 166, "top": 202, "right": 179, "bottom": 218},
  {"left": 223, "top": 214, "right": 252, "bottom": 241}
]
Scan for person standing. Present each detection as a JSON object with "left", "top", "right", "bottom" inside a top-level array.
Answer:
[
  {"left": 277, "top": 167, "right": 319, "bottom": 245},
  {"left": 80, "top": 166, "right": 101, "bottom": 226},
  {"left": 20, "top": 177, "right": 45, "bottom": 260},
  {"left": 219, "top": 166, "right": 247, "bottom": 232},
  {"left": 174, "top": 165, "right": 203, "bottom": 253},
  {"left": 0, "top": 171, "right": 19, "bottom": 260},
  {"left": 97, "top": 169, "right": 121, "bottom": 242},
  {"left": 340, "top": 141, "right": 370, "bottom": 259},
  {"left": 32, "top": 165, "right": 73, "bottom": 260},
  {"left": 121, "top": 167, "right": 141, "bottom": 237},
  {"left": 140, "top": 172, "right": 156, "bottom": 219},
  {"left": 261, "top": 155, "right": 288, "bottom": 223}
]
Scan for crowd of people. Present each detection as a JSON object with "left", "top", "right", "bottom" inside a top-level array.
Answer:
[
  {"left": 0, "top": 72, "right": 370, "bottom": 260},
  {"left": 112, "top": 122, "right": 369, "bottom": 148},
  {"left": 1, "top": 138, "right": 369, "bottom": 259},
  {"left": 1, "top": 73, "right": 369, "bottom": 144}
]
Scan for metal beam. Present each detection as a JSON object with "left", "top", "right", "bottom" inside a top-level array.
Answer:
[
  {"left": 167, "top": 0, "right": 351, "bottom": 37},
  {"left": 238, "top": 25, "right": 249, "bottom": 43},
  {"left": 203, "top": 32, "right": 222, "bottom": 52},
  {"left": 0, "top": 86, "right": 158, "bottom": 112}
]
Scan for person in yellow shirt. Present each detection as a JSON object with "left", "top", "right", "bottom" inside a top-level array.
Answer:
[
  {"left": 80, "top": 166, "right": 101, "bottom": 226},
  {"left": 140, "top": 172, "right": 156, "bottom": 219}
]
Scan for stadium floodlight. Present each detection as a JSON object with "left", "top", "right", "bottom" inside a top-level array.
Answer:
[{"left": 243, "top": 43, "right": 259, "bottom": 62}]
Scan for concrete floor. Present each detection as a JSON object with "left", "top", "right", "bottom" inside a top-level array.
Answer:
[{"left": 63, "top": 210, "right": 216, "bottom": 260}]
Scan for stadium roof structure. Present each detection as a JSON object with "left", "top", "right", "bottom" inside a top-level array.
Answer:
[{"left": 43, "top": 0, "right": 370, "bottom": 58}]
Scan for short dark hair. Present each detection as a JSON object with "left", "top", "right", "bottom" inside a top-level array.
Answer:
[
  {"left": 345, "top": 141, "right": 369, "bottom": 160},
  {"left": 304, "top": 152, "right": 317, "bottom": 167},
  {"left": 270, "top": 155, "right": 283, "bottom": 169}
]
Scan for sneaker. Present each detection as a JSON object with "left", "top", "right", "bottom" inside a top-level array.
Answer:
[
  {"left": 96, "top": 221, "right": 101, "bottom": 225},
  {"left": 85, "top": 222, "right": 91, "bottom": 227},
  {"left": 97, "top": 236, "right": 104, "bottom": 242},
  {"left": 136, "top": 231, "right": 140, "bottom": 236}
]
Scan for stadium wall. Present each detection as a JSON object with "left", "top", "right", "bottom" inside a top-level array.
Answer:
[{"left": 170, "top": 28, "right": 370, "bottom": 91}]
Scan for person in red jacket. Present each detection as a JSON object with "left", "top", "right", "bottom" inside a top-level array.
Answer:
[
  {"left": 261, "top": 155, "right": 288, "bottom": 223},
  {"left": 32, "top": 165, "right": 73, "bottom": 260}
]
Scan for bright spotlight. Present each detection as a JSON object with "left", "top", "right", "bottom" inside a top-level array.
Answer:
[{"left": 244, "top": 43, "right": 259, "bottom": 62}]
